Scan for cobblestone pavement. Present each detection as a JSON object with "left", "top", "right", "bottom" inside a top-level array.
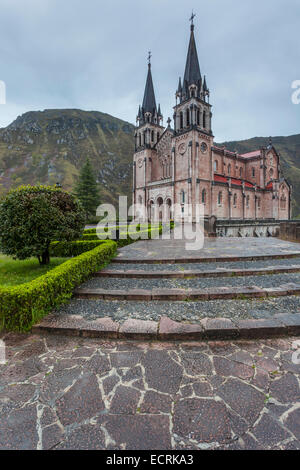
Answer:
[
  {"left": 0, "top": 333, "right": 299, "bottom": 450},
  {"left": 54, "top": 296, "right": 300, "bottom": 323},
  {"left": 107, "top": 257, "right": 300, "bottom": 272},
  {"left": 81, "top": 272, "right": 300, "bottom": 291},
  {"left": 116, "top": 237, "right": 300, "bottom": 261}
]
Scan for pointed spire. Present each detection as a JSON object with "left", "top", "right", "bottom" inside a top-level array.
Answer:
[
  {"left": 203, "top": 75, "right": 208, "bottom": 92},
  {"left": 177, "top": 77, "right": 182, "bottom": 93},
  {"left": 142, "top": 54, "right": 157, "bottom": 115},
  {"left": 183, "top": 16, "right": 201, "bottom": 89}
]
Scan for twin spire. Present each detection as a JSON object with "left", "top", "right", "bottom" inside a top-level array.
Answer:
[
  {"left": 177, "top": 15, "right": 209, "bottom": 103},
  {"left": 137, "top": 54, "right": 162, "bottom": 127},
  {"left": 137, "top": 15, "right": 209, "bottom": 128}
]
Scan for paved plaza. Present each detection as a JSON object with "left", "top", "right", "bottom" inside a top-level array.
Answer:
[{"left": 0, "top": 332, "right": 299, "bottom": 450}]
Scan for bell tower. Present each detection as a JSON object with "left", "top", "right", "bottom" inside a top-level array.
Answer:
[
  {"left": 133, "top": 54, "right": 164, "bottom": 213},
  {"left": 173, "top": 15, "right": 212, "bottom": 136},
  {"left": 135, "top": 53, "right": 164, "bottom": 151}
]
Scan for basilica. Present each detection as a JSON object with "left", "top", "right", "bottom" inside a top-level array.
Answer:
[{"left": 133, "top": 19, "right": 291, "bottom": 222}]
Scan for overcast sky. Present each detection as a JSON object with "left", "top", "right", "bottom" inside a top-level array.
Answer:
[{"left": 0, "top": 0, "right": 299, "bottom": 142}]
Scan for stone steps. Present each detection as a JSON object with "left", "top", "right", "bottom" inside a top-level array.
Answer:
[
  {"left": 74, "top": 283, "right": 300, "bottom": 301},
  {"left": 33, "top": 237, "right": 300, "bottom": 340},
  {"left": 32, "top": 313, "right": 300, "bottom": 340},
  {"left": 96, "top": 265, "right": 300, "bottom": 279},
  {"left": 112, "top": 252, "right": 300, "bottom": 264}
]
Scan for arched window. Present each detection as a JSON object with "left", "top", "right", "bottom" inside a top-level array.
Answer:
[
  {"left": 218, "top": 191, "right": 222, "bottom": 205},
  {"left": 228, "top": 164, "right": 231, "bottom": 176},
  {"left": 151, "top": 130, "right": 154, "bottom": 142},
  {"left": 138, "top": 195, "right": 143, "bottom": 205},
  {"left": 203, "top": 111, "right": 206, "bottom": 128},
  {"left": 233, "top": 193, "right": 237, "bottom": 207},
  {"left": 257, "top": 197, "right": 261, "bottom": 209},
  {"left": 139, "top": 134, "right": 141, "bottom": 146},
  {"left": 181, "top": 190, "right": 185, "bottom": 204},
  {"left": 197, "top": 109, "right": 200, "bottom": 125},
  {"left": 202, "top": 189, "right": 206, "bottom": 204},
  {"left": 280, "top": 195, "right": 286, "bottom": 209},
  {"left": 239, "top": 167, "right": 242, "bottom": 177},
  {"left": 252, "top": 167, "right": 255, "bottom": 177},
  {"left": 180, "top": 112, "right": 183, "bottom": 128},
  {"left": 246, "top": 195, "right": 250, "bottom": 208},
  {"left": 214, "top": 160, "right": 218, "bottom": 172},
  {"left": 186, "top": 109, "right": 190, "bottom": 126}
]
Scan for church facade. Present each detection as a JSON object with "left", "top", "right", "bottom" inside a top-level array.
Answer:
[{"left": 132, "top": 20, "right": 291, "bottom": 223}]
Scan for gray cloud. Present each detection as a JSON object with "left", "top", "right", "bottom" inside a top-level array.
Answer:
[{"left": 0, "top": 0, "right": 299, "bottom": 141}]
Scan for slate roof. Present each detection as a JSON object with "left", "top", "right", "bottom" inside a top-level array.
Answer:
[{"left": 142, "top": 64, "right": 157, "bottom": 114}]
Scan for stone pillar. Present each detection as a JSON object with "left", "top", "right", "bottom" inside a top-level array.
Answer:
[
  {"left": 228, "top": 178, "right": 232, "bottom": 219},
  {"left": 194, "top": 142, "right": 199, "bottom": 221},
  {"left": 188, "top": 141, "right": 192, "bottom": 219},
  {"left": 133, "top": 161, "right": 136, "bottom": 217},
  {"left": 242, "top": 183, "right": 245, "bottom": 220},
  {"left": 172, "top": 147, "right": 175, "bottom": 206}
]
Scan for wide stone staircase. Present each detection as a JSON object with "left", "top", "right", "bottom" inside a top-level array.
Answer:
[{"left": 33, "top": 237, "right": 300, "bottom": 340}]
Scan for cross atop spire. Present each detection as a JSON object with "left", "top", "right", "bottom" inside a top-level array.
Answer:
[
  {"left": 142, "top": 58, "right": 157, "bottom": 114},
  {"left": 148, "top": 51, "right": 152, "bottom": 66},
  {"left": 183, "top": 16, "right": 201, "bottom": 89},
  {"left": 189, "top": 11, "right": 196, "bottom": 30}
]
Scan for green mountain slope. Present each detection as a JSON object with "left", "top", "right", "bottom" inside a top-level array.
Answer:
[
  {"left": 217, "top": 135, "right": 300, "bottom": 217},
  {"left": 0, "top": 109, "right": 135, "bottom": 205},
  {"left": 0, "top": 109, "right": 299, "bottom": 216}
]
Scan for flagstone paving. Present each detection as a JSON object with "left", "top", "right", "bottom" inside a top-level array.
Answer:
[
  {"left": 0, "top": 332, "right": 299, "bottom": 450},
  {"left": 115, "top": 237, "right": 300, "bottom": 262}
]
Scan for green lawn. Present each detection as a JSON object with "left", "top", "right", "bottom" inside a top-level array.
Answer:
[{"left": 0, "top": 255, "right": 69, "bottom": 287}]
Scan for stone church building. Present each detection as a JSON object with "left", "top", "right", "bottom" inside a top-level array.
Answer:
[{"left": 133, "top": 19, "right": 291, "bottom": 224}]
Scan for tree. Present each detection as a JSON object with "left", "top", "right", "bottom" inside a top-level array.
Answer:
[
  {"left": 0, "top": 185, "right": 85, "bottom": 265},
  {"left": 74, "top": 158, "right": 100, "bottom": 218}
]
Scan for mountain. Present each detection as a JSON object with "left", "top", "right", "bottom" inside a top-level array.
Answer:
[
  {"left": 217, "top": 134, "right": 300, "bottom": 217},
  {"left": 0, "top": 109, "right": 135, "bottom": 206},
  {"left": 0, "top": 109, "right": 299, "bottom": 216}
]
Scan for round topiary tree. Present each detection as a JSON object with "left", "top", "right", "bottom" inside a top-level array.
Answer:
[{"left": 0, "top": 185, "right": 86, "bottom": 264}]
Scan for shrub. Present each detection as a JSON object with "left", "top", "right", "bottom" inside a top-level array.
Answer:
[
  {"left": 0, "top": 185, "right": 85, "bottom": 265},
  {"left": 81, "top": 233, "right": 107, "bottom": 241},
  {"left": 50, "top": 240, "right": 106, "bottom": 257},
  {"left": 0, "top": 240, "right": 117, "bottom": 332}
]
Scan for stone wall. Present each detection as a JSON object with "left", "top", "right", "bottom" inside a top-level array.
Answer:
[
  {"left": 279, "top": 221, "right": 300, "bottom": 242},
  {"left": 215, "top": 219, "right": 280, "bottom": 237}
]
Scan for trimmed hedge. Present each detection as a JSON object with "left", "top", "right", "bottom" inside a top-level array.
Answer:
[
  {"left": 84, "top": 223, "right": 160, "bottom": 235},
  {"left": 81, "top": 233, "right": 104, "bottom": 241},
  {"left": 50, "top": 240, "right": 106, "bottom": 257},
  {"left": 51, "top": 224, "right": 171, "bottom": 257},
  {"left": 0, "top": 240, "right": 117, "bottom": 332}
]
